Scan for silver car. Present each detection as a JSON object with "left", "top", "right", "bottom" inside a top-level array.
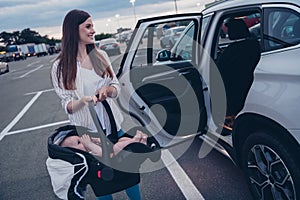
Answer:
[
  {"left": 96, "top": 38, "right": 121, "bottom": 56},
  {"left": 0, "top": 61, "right": 9, "bottom": 74},
  {"left": 117, "top": 0, "right": 300, "bottom": 199},
  {"left": 160, "top": 26, "right": 186, "bottom": 48}
]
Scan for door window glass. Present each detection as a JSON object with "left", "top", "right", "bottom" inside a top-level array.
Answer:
[
  {"left": 131, "top": 19, "right": 195, "bottom": 69},
  {"left": 215, "top": 11, "right": 261, "bottom": 60},
  {"left": 201, "top": 16, "right": 211, "bottom": 42},
  {"left": 264, "top": 8, "right": 300, "bottom": 51},
  {"left": 172, "top": 21, "right": 195, "bottom": 61}
]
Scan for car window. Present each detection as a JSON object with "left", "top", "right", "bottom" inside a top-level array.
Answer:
[
  {"left": 131, "top": 19, "right": 193, "bottom": 68},
  {"left": 166, "top": 29, "right": 171, "bottom": 36},
  {"left": 215, "top": 11, "right": 261, "bottom": 60},
  {"left": 171, "top": 21, "right": 195, "bottom": 61},
  {"left": 263, "top": 8, "right": 300, "bottom": 51},
  {"left": 201, "top": 16, "right": 211, "bottom": 42},
  {"left": 131, "top": 25, "right": 159, "bottom": 68}
]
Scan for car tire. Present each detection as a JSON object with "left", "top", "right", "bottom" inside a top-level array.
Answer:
[{"left": 241, "top": 131, "right": 300, "bottom": 200}]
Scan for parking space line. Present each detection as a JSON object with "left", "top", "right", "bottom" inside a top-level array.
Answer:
[
  {"left": 5, "top": 120, "right": 69, "bottom": 136},
  {"left": 50, "top": 57, "right": 57, "bottom": 63},
  {"left": 27, "top": 60, "right": 40, "bottom": 67},
  {"left": 162, "top": 150, "right": 205, "bottom": 200},
  {"left": 0, "top": 92, "right": 42, "bottom": 141},
  {"left": 19, "top": 64, "right": 44, "bottom": 78},
  {"left": 25, "top": 88, "right": 54, "bottom": 95}
]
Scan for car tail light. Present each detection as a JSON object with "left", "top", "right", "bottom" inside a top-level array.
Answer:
[
  {"left": 100, "top": 45, "right": 106, "bottom": 50},
  {"left": 112, "top": 43, "right": 119, "bottom": 47}
]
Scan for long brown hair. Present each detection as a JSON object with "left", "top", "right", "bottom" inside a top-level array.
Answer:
[
  {"left": 87, "top": 44, "right": 114, "bottom": 79},
  {"left": 54, "top": 9, "right": 113, "bottom": 90}
]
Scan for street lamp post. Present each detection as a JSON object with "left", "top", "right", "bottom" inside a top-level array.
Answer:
[
  {"left": 115, "top": 14, "right": 120, "bottom": 28},
  {"left": 130, "top": 0, "right": 137, "bottom": 23},
  {"left": 174, "top": 0, "right": 178, "bottom": 14}
]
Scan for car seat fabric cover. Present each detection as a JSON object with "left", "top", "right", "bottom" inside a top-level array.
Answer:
[
  {"left": 46, "top": 158, "right": 78, "bottom": 199},
  {"left": 47, "top": 125, "right": 140, "bottom": 199},
  {"left": 217, "top": 18, "right": 261, "bottom": 116}
]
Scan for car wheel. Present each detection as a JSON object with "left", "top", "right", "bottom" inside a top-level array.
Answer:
[
  {"left": 6, "top": 65, "right": 9, "bottom": 73},
  {"left": 241, "top": 131, "right": 300, "bottom": 200}
]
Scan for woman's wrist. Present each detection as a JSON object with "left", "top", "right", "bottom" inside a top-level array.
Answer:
[
  {"left": 67, "top": 98, "right": 87, "bottom": 114},
  {"left": 107, "top": 86, "right": 117, "bottom": 98}
]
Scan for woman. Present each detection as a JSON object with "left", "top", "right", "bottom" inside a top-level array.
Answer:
[{"left": 51, "top": 9, "right": 142, "bottom": 200}]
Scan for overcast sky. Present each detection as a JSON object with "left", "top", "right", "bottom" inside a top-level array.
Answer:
[{"left": 0, "top": 0, "right": 213, "bottom": 39}]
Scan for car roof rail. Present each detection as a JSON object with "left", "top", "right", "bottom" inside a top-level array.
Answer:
[{"left": 204, "top": 0, "right": 231, "bottom": 9}]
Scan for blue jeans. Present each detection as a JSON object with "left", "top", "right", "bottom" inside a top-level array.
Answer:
[
  {"left": 96, "top": 184, "right": 141, "bottom": 200},
  {"left": 118, "top": 129, "right": 125, "bottom": 138}
]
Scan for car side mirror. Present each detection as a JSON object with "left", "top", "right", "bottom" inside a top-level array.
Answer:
[{"left": 156, "top": 49, "right": 171, "bottom": 62}]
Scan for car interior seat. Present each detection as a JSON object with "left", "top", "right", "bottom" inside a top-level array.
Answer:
[{"left": 216, "top": 18, "right": 261, "bottom": 122}]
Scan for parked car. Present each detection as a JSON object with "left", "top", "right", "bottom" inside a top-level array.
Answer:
[
  {"left": 117, "top": 0, "right": 300, "bottom": 199},
  {"left": 48, "top": 45, "right": 58, "bottom": 55},
  {"left": 96, "top": 38, "right": 121, "bottom": 56},
  {"left": 0, "top": 61, "right": 9, "bottom": 74},
  {"left": 160, "top": 26, "right": 186, "bottom": 48}
]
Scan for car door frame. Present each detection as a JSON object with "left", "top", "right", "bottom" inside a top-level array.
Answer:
[{"left": 117, "top": 13, "right": 208, "bottom": 148}]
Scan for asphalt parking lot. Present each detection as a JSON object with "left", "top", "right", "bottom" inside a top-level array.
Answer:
[{"left": 0, "top": 54, "right": 253, "bottom": 200}]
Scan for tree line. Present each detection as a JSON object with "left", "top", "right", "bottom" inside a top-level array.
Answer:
[
  {"left": 0, "top": 28, "right": 60, "bottom": 47},
  {"left": 0, "top": 28, "right": 113, "bottom": 51}
]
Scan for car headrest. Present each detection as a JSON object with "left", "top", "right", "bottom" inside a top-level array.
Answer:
[{"left": 226, "top": 18, "right": 250, "bottom": 40}]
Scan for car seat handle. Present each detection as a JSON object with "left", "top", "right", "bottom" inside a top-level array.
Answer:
[{"left": 88, "top": 101, "right": 112, "bottom": 165}]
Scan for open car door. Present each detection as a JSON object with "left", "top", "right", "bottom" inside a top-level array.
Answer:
[{"left": 117, "top": 14, "right": 207, "bottom": 148}]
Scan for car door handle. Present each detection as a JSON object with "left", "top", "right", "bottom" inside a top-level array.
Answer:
[
  {"left": 139, "top": 105, "right": 146, "bottom": 110},
  {"left": 132, "top": 99, "right": 146, "bottom": 111}
]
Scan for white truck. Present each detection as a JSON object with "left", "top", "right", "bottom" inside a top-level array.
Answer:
[
  {"left": 18, "top": 43, "right": 36, "bottom": 57},
  {"left": 34, "top": 43, "right": 48, "bottom": 57}
]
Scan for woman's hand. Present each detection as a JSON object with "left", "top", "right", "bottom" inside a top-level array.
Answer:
[
  {"left": 79, "top": 96, "right": 94, "bottom": 106},
  {"left": 67, "top": 96, "right": 97, "bottom": 113},
  {"left": 80, "top": 95, "right": 98, "bottom": 106},
  {"left": 95, "top": 85, "right": 109, "bottom": 101},
  {"left": 95, "top": 85, "right": 116, "bottom": 101}
]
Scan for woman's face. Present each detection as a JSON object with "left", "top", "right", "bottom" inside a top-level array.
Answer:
[{"left": 78, "top": 17, "right": 95, "bottom": 45}]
